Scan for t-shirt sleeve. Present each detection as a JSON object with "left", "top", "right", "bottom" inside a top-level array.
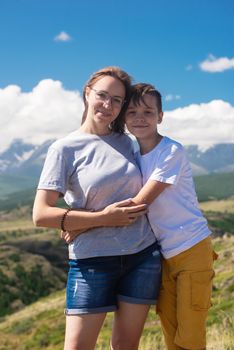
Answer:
[
  {"left": 124, "top": 134, "right": 140, "bottom": 166},
  {"left": 37, "top": 146, "right": 68, "bottom": 195},
  {"left": 149, "top": 144, "right": 185, "bottom": 185}
]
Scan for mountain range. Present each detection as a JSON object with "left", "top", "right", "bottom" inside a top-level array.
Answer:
[
  {"left": 0, "top": 139, "right": 234, "bottom": 197},
  {"left": 0, "top": 139, "right": 54, "bottom": 177}
]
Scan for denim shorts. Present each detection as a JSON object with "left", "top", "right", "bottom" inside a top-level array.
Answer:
[{"left": 65, "top": 242, "right": 161, "bottom": 315}]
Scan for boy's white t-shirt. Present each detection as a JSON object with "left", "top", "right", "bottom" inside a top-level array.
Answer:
[{"left": 137, "top": 136, "right": 211, "bottom": 259}]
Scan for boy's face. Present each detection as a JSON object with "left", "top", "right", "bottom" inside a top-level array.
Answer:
[{"left": 125, "top": 94, "right": 163, "bottom": 140}]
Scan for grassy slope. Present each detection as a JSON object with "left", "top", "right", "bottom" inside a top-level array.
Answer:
[
  {"left": 194, "top": 172, "right": 234, "bottom": 202},
  {"left": 0, "top": 174, "right": 36, "bottom": 200},
  {"left": 0, "top": 210, "right": 67, "bottom": 318},
  {"left": 200, "top": 199, "right": 234, "bottom": 236},
  {"left": 199, "top": 198, "right": 234, "bottom": 213},
  {"left": 0, "top": 235, "right": 233, "bottom": 350},
  {"left": 0, "top": 235, "right": 67, "bottom": 318},
  {"left": 0, "top": 200, "right": 233, "bottom": 349}
]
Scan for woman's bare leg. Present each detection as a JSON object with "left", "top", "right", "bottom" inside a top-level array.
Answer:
[
  {"left": 111, "top": 302, "right": 150, "bottom": 350},
  {"left": 64, "top": 313, "right": 106, "bottom": 350}
]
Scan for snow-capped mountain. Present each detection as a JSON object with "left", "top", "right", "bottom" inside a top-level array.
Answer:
[
  {"left": 185, "top": 144, "right": 234, "bottom": 175},
  {"left": 0, "top": 139, "right": 234, "bottom": 179},
  {"left": 0, "top": 139, "right": 54, "bottom": 178},
  {"left": 0, "top": 139, "right": 36, "bottom": 173}
]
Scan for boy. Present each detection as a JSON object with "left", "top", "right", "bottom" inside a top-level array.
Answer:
[{"left": 125, "top": 83, "right": 217, "bottom": 350}]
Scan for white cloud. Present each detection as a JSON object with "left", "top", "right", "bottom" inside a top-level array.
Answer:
[
  {"left": 159, "top": 100, "right": 234, "bottom": 147},
  {"left": 54, "top": 31, "right": 72, "bottom": 42},
  {"left": 165, "top": 94, "right": 181, "bottom": 102},
  {"left": 0, "top": 80, "right": 83, "bottom": 152},
  {"left": 200, "top": 54, "right": 234, "bottom": 73},
  {"left": 0, "top": 81, "right": 233, "bottom": 153}
]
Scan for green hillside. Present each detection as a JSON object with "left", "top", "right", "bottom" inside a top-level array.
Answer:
[
  {"left": 0, "top": 189, "right": 66, "bottom": 212},
  {"left": 0, "top": 196, "right": 234, "bottom": 321},
  {"left": 194, "top": 172, "right": 234, "bottom": 202},
  {"left": 0, "top": 225, "right": 67, "bottom": 318},
  {"left": 0, "top": 195, "right": 233, "bottom": 349},
  {"left": 0, "top": 174, "right": 36, "bottom": 199},
  {"left": 199, "top": 199, "right": 234, "bottom": 236},
  {"left": 0, "top": 234, "right": 233, "bottom": 350},
  {"left": 0, "top": 172, "right": 233, "bottom": 212},
  {"left": 0, "top": 188, "right": 36, "bottom": 211},
  {"left": 0, "top": 199, "right": 233, "bottom": 349}
]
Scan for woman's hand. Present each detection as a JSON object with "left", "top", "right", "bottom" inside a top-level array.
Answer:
[
  {"left": 61, "top": 229, "right": 87, "bottom": 243},
  {"left": 101, "top": 198, "right": 147, "bottom": 227}
]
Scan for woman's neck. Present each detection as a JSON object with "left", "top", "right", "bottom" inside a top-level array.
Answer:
[
  {"left": 80, "top": 122, "right": 112, "bottom": 136},
  {"left": 138, "top": 133, "right": 163, "bottom": 155}
]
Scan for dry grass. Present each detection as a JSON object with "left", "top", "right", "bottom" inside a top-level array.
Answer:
[
  {"left": 200, "top": 198, "right": 234, "bottom": 213},
  {"left": 0, "top": 219, "right": 34, "bottom": 231},
  {"left": 1, "top": 288, "right": 233, "bottom": 350},
  {"left": 0, "top": 206, "right": 33, "bottom": 231}
]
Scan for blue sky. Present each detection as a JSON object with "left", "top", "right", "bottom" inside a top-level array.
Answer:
[
  {"left": 1, "top": 0, "right": 234, "bottom": 107},
  {"left": 0, "top": 0, "right": 234, "bottom": 150}
]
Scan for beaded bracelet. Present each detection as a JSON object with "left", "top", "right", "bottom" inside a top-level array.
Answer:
[{"left": 61, "top": 208, "right": 73, "bottom": 232}]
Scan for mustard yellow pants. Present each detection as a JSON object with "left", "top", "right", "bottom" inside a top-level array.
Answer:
[{"left": 157, "top": 236, "right": 217, "bottom": 350}]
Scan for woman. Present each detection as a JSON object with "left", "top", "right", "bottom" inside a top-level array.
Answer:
[{"left": 33, "top": 67, "right": 161, "bottom": 350}]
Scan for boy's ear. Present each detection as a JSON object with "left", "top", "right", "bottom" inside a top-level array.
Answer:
[{"left": 158, "top": 112, "right": 164, "bottom": 124}]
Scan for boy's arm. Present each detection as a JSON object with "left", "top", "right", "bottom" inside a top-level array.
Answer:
[{"left": 131, "top": 179, "right": 171, "bottom": 205}]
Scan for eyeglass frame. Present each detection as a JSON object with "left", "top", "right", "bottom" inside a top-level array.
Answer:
[{"left": 90, "top": 88, "right": 126, "bottom": 107}]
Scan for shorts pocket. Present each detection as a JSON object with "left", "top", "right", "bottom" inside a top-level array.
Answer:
[{"left": 190, "top": 270, "right": 215, "bottom": 310}]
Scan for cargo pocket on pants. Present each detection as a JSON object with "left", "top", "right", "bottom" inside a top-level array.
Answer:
[{"left": 190, "top": 270, "right": 215, "bottom": 310}]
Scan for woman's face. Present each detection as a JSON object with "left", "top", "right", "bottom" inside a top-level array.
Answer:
[{"left": 85, "top": 76, "right": 126, "bottom": 128}]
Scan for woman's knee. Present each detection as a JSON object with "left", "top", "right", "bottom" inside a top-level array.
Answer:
[{"left": 111, "top": 336, "right": 140, "bottom": 350}]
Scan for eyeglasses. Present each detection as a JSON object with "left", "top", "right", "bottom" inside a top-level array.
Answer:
[{"left": 90, "top": 88, "right": 125, "bottom": 107}]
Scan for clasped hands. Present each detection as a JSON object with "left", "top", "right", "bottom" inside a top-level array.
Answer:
[{"left": 60, "top": 198, "right": 147, "bottom": 244}]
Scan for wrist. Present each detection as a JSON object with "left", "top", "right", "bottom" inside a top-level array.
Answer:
[{"left": 96, "top": 208, "right": 111, "bottom": 227}]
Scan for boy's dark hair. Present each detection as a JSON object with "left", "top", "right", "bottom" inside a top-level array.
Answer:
[{"left": 130, "top": 83, "right": 162, "bottom": 112}]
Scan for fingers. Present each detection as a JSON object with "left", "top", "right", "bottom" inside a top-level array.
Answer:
[
  {"left": 61, "top": 229, "right": 86, "bottom": 243},
  {"left": 119, "top": 209, "right": 147, "bottom": 226},
  {"left": 60, "top": 230, "right": 66, "bottom": 239},
  {"left": 122, "top": 204, "right": 147, "bottom": 214},
  {"left": 131, "top": 209, "right": 148, "bottom": 217},
  {"left": 129, "top": 216, "right": 138, "bottom": 223},
  {"left": 128, "top": 210, "right": 147, "bottom": 221},
  {"left": 125, "top": 215, "right": 142, "bottom": 225},
  {"left": 113, "top": 198, "right": 133, "bottom": 207},
  {"left": 60, "top": 230, "right": 73, "bottom": 243},
  {"left": 115, "top": 200, "right": 147, "bottom": 212}
]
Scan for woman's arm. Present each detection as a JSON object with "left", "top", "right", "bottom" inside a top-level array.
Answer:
[{"left": 32, "top": 189, "right": 148, "bottom": 231}]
